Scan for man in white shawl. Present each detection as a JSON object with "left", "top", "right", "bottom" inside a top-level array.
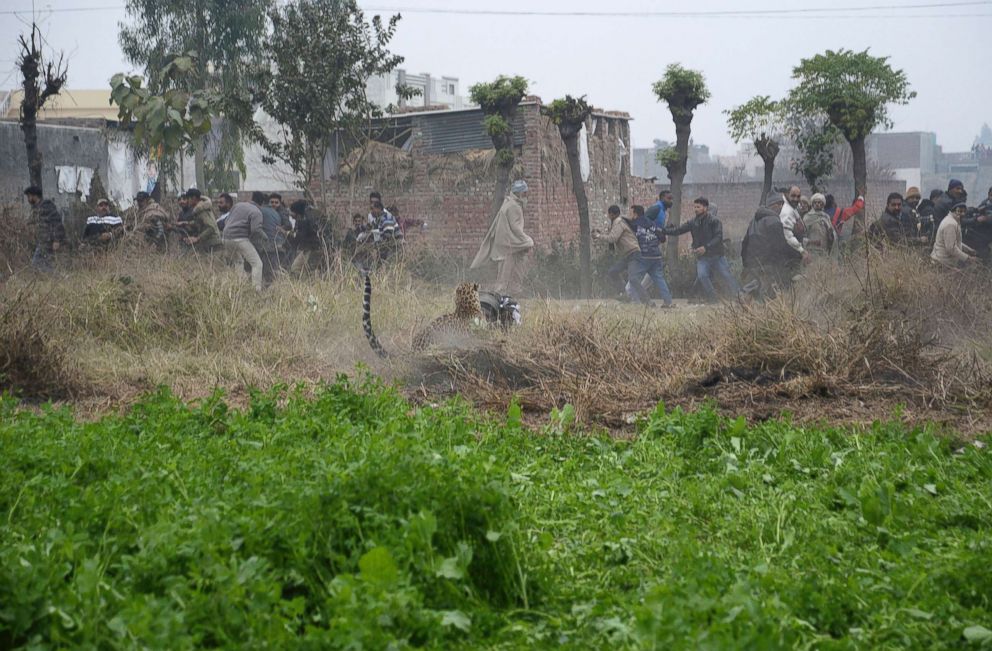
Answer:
[{"left": 471, "top": 180, "right": 534, "bottom": 294}]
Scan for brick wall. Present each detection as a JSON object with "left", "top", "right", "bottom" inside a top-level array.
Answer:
[{"left": 308, "top": 100, "right": 645, "bottom": 260}]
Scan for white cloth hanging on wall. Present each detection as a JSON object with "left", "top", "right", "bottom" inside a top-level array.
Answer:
[{"left": 578, "top": 124, "right": 590, "bottom": 182}]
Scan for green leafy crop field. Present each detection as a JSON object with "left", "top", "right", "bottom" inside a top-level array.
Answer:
[{"left": 2, "top": 378, "right": 990, "bottom": 649}]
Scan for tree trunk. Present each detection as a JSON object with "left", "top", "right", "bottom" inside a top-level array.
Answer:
[
  {"left": 850, "top": 135, "right": 867, "bottom": 200},
  {"left": 19, "top": 58, "right": 43, "bottom": 190},
  {"left": 666, "top": 117, "right": 691, "bottom": 261},
  {"left": 490, "top": 104, "right": 518, "bottom": 219},
  {"left": 194, "top": 136, "right": 206, "bottom": 191},
  {"left": 21, "top": 113, "right": 42, "bottom": 191},
  {"left": 760, "top": 154, "right": 775, "bottom": 206},
  {"left": 563, "top": 132, "right": 591, "bottom": 298}
]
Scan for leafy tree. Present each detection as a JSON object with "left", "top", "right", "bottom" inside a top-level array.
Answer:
[
  {"left": 788, "top": 49, "right": 914, "bottom": 198},
  {"left": 118, "top": 0, "right": 271, "bottom": 190},
  {"left": 726, "top": 96, "right": 782, "bottom": 206},
  {"left": 16, "top": 23, "right": 68, "bottom": 193},
  {"left": 785, "top": 113, "right": 839, "bottom": 194},
  {"left": 652, "top": 64, "right": 709, "bottom": 258},
  {"left": 256, "top": 0, "right": 407, "bottom": 202},
  {"left": 543, "top": 95, "right": 595, "bottom": 297},
  {"left": 655, "top": 147, "right": 680, "bottom": 182},
  {"left": 469, "top": 75, "right": 529, "bottom": 217},
  {"left": 110, "top": 53, "right": 216, "bottom": 194}
]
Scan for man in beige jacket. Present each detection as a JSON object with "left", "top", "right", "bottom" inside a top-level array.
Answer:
[
  {"left": 471, "top": 180, "right": 534, "bottom": 294},
  {"left": 931, "top": 202, "right": 976, "bottom": 268}
]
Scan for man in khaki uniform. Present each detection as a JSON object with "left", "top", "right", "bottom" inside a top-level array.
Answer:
[{"left": 471, "top": 180, "right": 534, "bottom": 295}]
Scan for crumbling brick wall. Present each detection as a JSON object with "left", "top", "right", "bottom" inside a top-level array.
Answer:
[{"left": 309, "top": 99, "right": 646, "bottom": 260}]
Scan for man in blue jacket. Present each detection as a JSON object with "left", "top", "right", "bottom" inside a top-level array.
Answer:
[
  {"left": 664, "top": 197, "right": 739, "bottom": 302},
  {"left": 628, "top": 204, "right": 674, "bottom": 308}
]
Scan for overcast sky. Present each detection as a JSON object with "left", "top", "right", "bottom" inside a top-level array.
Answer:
[{"left": 2, "top": 0, "right": 990, "bottom": 155}]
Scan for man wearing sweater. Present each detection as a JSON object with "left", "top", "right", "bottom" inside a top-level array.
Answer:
[
  {"left": 931, "top": 202, "right": 976, "bottom": 268},
  {"left": 222, "top": 194, "right": 268, "bottom": 290}
]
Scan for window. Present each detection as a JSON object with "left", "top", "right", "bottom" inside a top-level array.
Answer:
[{"left": 448, "top": 84, "right": 455, "bottom": 95}]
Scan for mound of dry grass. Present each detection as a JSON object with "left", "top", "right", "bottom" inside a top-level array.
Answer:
[
  {"left": 2, "top": 241, "right": 990, "bottom": 431},
  {"left": 436, "top": 250, "right": 992, "bottom": 429},
  {"left": 0, "top": 286, "right": 84, "bottom": 400}
]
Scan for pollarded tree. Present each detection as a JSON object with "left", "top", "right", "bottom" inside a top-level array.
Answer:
[
  {"left": 726, "top": 96, "right": 782, "bottom": 206},
  {"left": 17, "top": 23, "right": 68, "bottom": 193},
  {"left": 544, "top": 95, "right": 595, "bottom": 297},
  {"left": 469, "top": 75, "right": 528, "bottom": 217},
  {"left": 788, "top": 49, "right": 914, "bottom": 199},
  {"left": 652, "top": 64, "right": 710, "bottom": 259}
]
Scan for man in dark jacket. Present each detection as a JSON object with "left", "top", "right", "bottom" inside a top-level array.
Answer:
[
  {"left": 933, "top": 179, "right": 968, "bottom": 230},
  {"left": 741, "top": 195, "right": 803, "bottom": 300},
  {"left": 664, "top": 197, "right": 739, "bottom": 302},
  {"left": 963, "top": 187, "right": 992, "bottom": 263},
  {"left": 24, "top": 186, "right": 66, "bottom": 271},
  {"left": 868, "top": 192, "right": 925, "bottom": 248},
  {"left": 288, "top": 200, "right": 326, "bottom": 276}
]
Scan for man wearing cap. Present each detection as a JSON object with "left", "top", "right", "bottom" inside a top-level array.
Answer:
[
  {"left": 23, "top": 186, "right": 66, "bottom": 271},
  {"left": 802, "top": 193, "right": 835, "bottom": 257},
  {"left": 933, "top": 179, "right": 968, "bottom": 230},
  {"left": 931, "top": 202, "right": 977, "bottom": 268},
  {"left": 133, "top": 191, "right": 171, "bottom": 251},
  {"left": 471, "top": 180, "right": 534, "bottom": 295},
  {"left": 177, "top": 189, "right": 223, "bottom": 254},
  {"left": 82, "top": 198, "right": 124, "bottom": 249}
]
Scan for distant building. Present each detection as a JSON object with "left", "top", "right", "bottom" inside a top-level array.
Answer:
[
  {"left": 866, "top": 131, "right": 938, "bottom": 190},
  {"left": 632, "top": 140, "right": 724, "bottom": 183},
  {"left": 2, "top": 89, "right": 119, "bottom": 121},
  {"left": 365, "top": 69, "right": 466, "bottom": 111}
]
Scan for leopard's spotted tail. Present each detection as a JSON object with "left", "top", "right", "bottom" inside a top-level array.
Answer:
[{"left": 363, "top": 274, "right": 388, "bottom": 358}]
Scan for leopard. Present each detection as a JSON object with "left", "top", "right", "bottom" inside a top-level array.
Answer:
[{"left": 363, "top": 274, "right": 483, "bottom": 359}]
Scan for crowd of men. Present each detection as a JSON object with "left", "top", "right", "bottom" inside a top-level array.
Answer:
[
  {"left": 21, "top": 185, "right": 418, "bottom": 290},
  {"left": 595, "top": 179, "right": 992, "bottom": 306},
  {"left": 21, "top": 177, "right": 992, "bottom": 300}
]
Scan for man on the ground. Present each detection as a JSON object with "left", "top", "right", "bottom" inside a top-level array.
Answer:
[
  {"left": 82, "top": 198, "right": 124, "bottom": 249},
  {"left": 133, "top": 191, "right": 171, "bottom": 250},
  {"left": 178, "top": 189, "right": 223, "bottom": 254},
  {"left": 931, "top": 202, "right": 977, "bottom": 268}
]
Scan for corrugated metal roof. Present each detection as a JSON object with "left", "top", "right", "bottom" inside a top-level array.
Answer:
[{"left": 415, "top": 109, "right": 525, "bottom": 154}]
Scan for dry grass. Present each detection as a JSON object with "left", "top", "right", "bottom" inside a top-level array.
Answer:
[
  {"left": 2, "top": 243, "right": 990, "bottom": 431},
  {"left": 434, "top": 250, "right": 992, "bottom": 431}
]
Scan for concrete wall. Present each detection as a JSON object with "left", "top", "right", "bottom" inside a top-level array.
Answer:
[{"left": 0, "top": 120, "right": 109, "bottom": 208}]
